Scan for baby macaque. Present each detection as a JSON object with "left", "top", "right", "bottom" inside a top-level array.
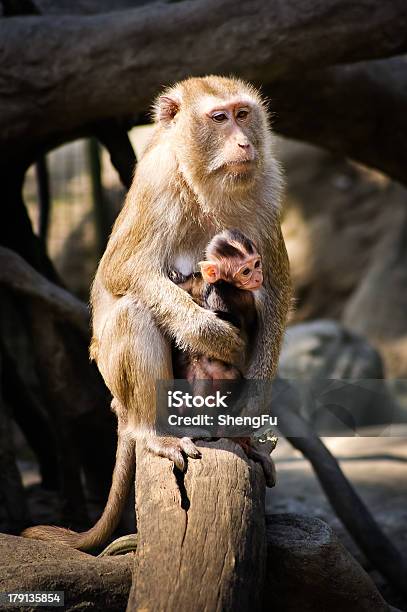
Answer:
[
  {"left": 170, "top": 228, "right": 275, "bottom": 486},
  {"left": 170, "top": 228, "right": 263, "bottom": 386}
]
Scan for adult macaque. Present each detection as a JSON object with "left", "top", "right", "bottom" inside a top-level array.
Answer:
[{"left": 22, "top": 76, "right": 291, "bottom": 550}]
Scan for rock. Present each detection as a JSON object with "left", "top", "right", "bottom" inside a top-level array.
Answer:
[
  {"left": 343, "top": 213, "right": 407, "bottom": 344},
  {"left": 277, "top": 320, "right": 404, "bottom": 434},
  {"left": 278, "top": 138, "right": 407, "bottom": 378},
  {"left": 265, "top": 514, "right": 390, "bottom": 612},
  {"left": 0, "top": 533, "right": 132, "bottom": 611},
  {"left": 279, "top": 320, "right": 384, "bottom": 379},
  {"left": 279, "top": 139, "right": 407, "bottom": 333}
]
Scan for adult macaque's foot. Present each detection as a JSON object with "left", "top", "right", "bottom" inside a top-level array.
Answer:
[
  {"left": 234, "top": 437, "right": 276, "bottom": 487},
  {"left": 144, "top": 435, "right": 202, "bottom": 471}
]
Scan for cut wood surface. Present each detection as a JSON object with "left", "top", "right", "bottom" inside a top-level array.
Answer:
[{"left": 128, "top": 438, "right": 267, "bottom": 612}]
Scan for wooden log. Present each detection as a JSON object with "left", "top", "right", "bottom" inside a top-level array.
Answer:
[
  {"left": 2, "top": 1, "right": 407, "bottom": 164},
  {"left": 265, "top": 514, "right": 390, "bottom": 612},
  {"left": 127, "top": 438, "right": 267, "bottom": 612},
  {"left": 271, "top": 396, "right": 407, "bottom": 597},
  {"left": 0, "top": 533, "right": 132, "bottom": 612}
]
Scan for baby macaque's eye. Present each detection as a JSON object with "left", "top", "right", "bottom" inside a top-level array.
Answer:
[
  {"left": 254, "top": 260, "right": 260, "bottom": 268},
  {"left": 242, "top": 268, "right": 251, "bottom": 276},
  {"left": 212, "top": 112, "right": 228, "bottom": 123}
]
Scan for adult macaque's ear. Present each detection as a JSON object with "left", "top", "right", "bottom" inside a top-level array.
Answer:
[
  {"left": 199, "top": 261, "right": 220, "bottom": 284},
  {"left": 154, "top": 95, "right": 181, "bottom": 124}
]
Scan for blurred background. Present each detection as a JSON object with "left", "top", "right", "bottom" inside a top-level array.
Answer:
[{"left": 1, "top": 0, "right": 406, "bottom": 608}]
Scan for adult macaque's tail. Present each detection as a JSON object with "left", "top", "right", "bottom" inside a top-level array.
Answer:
[{"left": 21, "top": 435, "right": 135, "bottom": 551}]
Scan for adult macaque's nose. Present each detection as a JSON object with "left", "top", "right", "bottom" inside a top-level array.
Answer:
[{"left": 237, "top": 140, "right": 254, "bottom": 160}]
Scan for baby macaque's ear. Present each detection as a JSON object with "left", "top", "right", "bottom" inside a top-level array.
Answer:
[{"left": 199, "top": 261, "right": 220, "bottom": 284}]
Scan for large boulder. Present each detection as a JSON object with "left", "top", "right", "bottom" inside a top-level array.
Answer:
[
  {"left": 279, "top": 138, "right": 407, "bottom": 378},
  {"left": 279, "top": 320, "right": 383, "bottom": 379},
  {"left": 277, "top": 320, "right": 404, "bottom": 434}
]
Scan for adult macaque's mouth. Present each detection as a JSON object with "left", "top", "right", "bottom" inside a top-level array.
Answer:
[
  {"left": 227, "top": 159, "right": 253, "bottom": 166},
  {"left": 225, "top": 160, "right": 255, "bottom": 173}
]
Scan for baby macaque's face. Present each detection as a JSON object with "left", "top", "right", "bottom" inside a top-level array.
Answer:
[
  {"left": 231, "top": 254, "right": 263, "bottom": 290},
  {"left": 199, "top": 228, "right": 264, "bottom": 291},
  {"left": 200, "top": 253, "right": 263, "bottom": 291}
]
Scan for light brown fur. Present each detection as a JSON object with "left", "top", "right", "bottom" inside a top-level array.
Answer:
[{"left": 22, "top": 76, "right": 291, "bottom": 550}]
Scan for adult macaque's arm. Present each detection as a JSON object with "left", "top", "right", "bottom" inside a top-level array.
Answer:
[{"left": 127, "top": 264, "right": 243, "bottom": 363}]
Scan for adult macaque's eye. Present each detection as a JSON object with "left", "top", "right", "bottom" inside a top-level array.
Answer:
[
  {"left": 212, "top": 112, "right": 228, "bottom": 123},
  {"left": 236, "top": 109, "right": 249, "bottom": 120},
  {"left": 254, "top": 260, "right": 260, "bottom": 268},
  {"left": 242, "top": 268, "right": 251, "bottom": 276}
]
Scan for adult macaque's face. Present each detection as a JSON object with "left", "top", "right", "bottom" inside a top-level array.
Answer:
[
  {"left": 155, "top": 78, "right": 269, "bottom": 201},
  {"left": 200, "top": 98, "right": 259, "bottom": 179}
]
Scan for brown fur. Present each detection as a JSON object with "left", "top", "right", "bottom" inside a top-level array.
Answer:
[{"left": 22, "top": 75, "right": 291, "bottom": 550}]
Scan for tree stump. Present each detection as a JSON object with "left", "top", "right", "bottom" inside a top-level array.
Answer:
[{"left": 127, "top": 438, "right": 267, "bottom": 612}]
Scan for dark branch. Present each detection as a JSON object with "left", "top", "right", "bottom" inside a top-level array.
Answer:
[
  {"left": 32, "top": 0, "right": 153, "bottom": 14},
  {"left": 0, "top": 166, "right": 61, "bottom": 281},
  {"left": 1, "top": 0, "right": 40, "bottom": 15},
  {"left": 269, "top": 56, "right": 407, "bottom": 186},
  {"left": 35, "top": 155, "right": 51, "bottom": 244},
  {"left": 1, "top": 0, "right": 406, "bottom": 164},
  {"left": 0, "top": 246, "right": 89, "bottom": 336},
  {"left": 95, "top": 120, "right": 136, "bottom": 190}
]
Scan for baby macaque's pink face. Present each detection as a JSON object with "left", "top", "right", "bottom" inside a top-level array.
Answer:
[
  {"left": 200, "top": 253, "right": 263, "bottom": 291},
  {"left": 232, "top": 254, "right": 263, "bottom": 290}
]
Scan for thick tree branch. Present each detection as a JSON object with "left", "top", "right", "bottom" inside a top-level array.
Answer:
[
  {"left": 31, "top": 0, "right": 151, "bottom": 14},
  {"left": 1, "top": 0, "right": 407, "bottom": 163},
  {"left": 35, "top": 155, "right": 51, "bottom": 243},
  {"left": 0, "top": 247, "right": 89, "bottom": 336},
  {"left": 269, "top": 56, "right": 407, "bottom": 186},
  {"left": 1, "top": 0, "right": 39, "bottom": 15}
]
